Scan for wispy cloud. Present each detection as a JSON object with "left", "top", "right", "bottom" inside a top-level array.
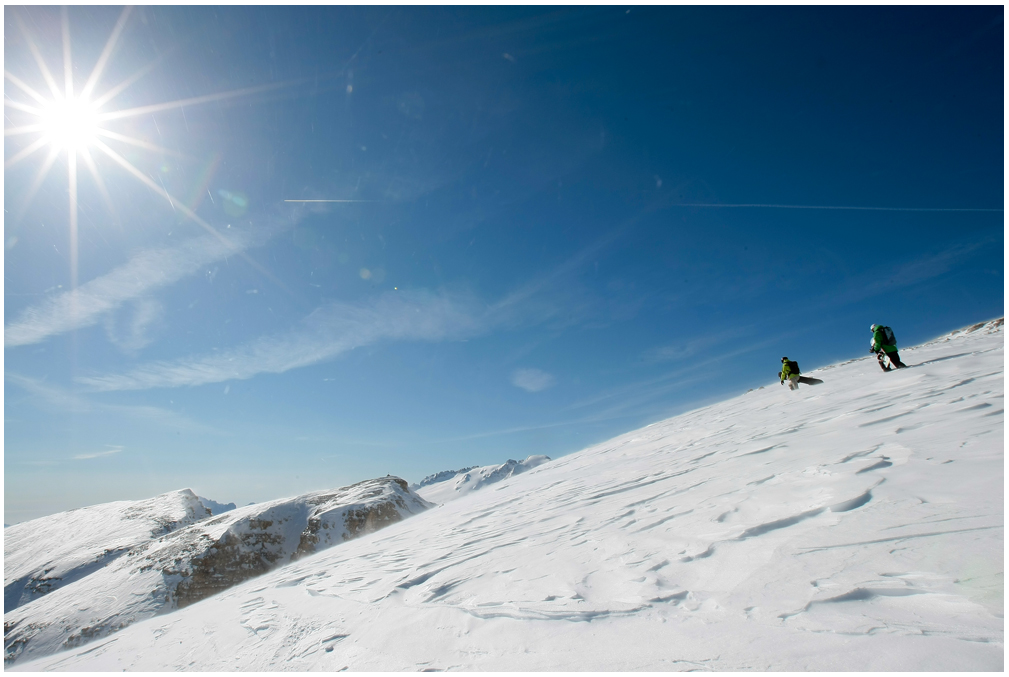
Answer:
[
  {"left": 567, "top": 334, "right": 782, "bottom": 417},
  {"left": 4, "top": 210, "right": 298, "bottom": 348},
  {"left": 104, "top": 298, "right": 164, "bottom": 354},
  {"left": 643, "top": 342, "right": 705, "bottom": 362},
  {"left": 74, "top": 446, "right": 123, "bottom": 460},
  {"left": 511, "top": 368, "right": 556, "bottom": 392},
  {"left": 78, "top": 289, "right": 486, "bottom": 392},
  {"left": 830, "top": 239, "right": 991, "bottom": 307},
  {"left": 489, "top": 227, "right": 623, "bottom": 325},
  {"left": 480, "top": 215, "right": 662, "bottom": 336},
  {"left": 5, "top": 373, "right": 218, "bottom": 433},
  {"left": 642, "top": 326, "right": 751, "bottom": 363},
  {"left": 70, "top": 214, "right": 649, "bottom": 393},
  {"left": 435, "top": 411, "right": 634, "bottom": 444},
  {"left": 72, "top": 225, "right": 639, "bottom": 394}
]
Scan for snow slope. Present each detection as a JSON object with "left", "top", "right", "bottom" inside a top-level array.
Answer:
[
  {"left": 414, "top": 455, "right": 551, "bottom": 505},
  {"left": 15, "top": 320, "right": 1004, "bottom": 671},
  {"left": 4, "top": 489, "right": 210, "bottom": 613},
  {"left": 4, "top": 477, "right": 430, "bottom": 666}
]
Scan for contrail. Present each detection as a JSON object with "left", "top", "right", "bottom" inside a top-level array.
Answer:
[
  {"left": 282, "top": 200, "right": 999, "bottom": 211},
  {"left": 670, "top": 203, "right": 1001, "bottom": 212}
]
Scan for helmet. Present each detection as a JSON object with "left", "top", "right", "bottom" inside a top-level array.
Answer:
[
  {"left": 781, "top": 356, "right": 788, "bottom": 362},
  {"left": 870, "top": 324, "right": 878, "bottom": 332}
]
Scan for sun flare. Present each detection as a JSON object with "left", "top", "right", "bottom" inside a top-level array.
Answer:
[
  {"left": 39, "top": 96, "right": 100, "bottom": 151},
  {"left": 5, "top": 6, "right": 295, "bottom": 293}
]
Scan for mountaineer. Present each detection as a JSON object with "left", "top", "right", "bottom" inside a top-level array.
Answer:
[
  {"left": 870, "top": 324, "right": 907, "bottom": 371},
  {"left": 779, "top": 357, "right": 823, "bottom": 390}
]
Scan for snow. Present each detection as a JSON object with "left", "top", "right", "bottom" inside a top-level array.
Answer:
[
  {"left": 11, "top": 319, "right": 1004, "bottom": 671},
  {"left": 4, "top": 477, "right": 429, "bottom": 666},
  {"left": 414, "top": 455, "right": 551, "bottom": 504},
  {"left": 4, "top": 489, "right": 209, "bottom": 613}
]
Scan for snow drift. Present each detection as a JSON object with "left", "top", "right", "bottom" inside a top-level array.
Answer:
[
  {"left": 4, "top": 477, "right": 430, "bottom": 666},
  {"left": 11, "top": 319, "right": 1005, "bottom": 671}
]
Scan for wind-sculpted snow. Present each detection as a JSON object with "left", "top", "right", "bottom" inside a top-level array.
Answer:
[
  {"left": 3, "top": 489, "right": 210, "bottom": 614},
  {"left": 414, "top": 455, "right": 551, "bottom": 504},
  {"left": 4, "top": 477, "right": 430, "bottom": 666},
  {"left": 14, "top": 320, "right": 1004, "bottom": 671}
]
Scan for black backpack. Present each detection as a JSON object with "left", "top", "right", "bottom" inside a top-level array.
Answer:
[
  {"left": 878, "top": 326, "right": 896, "bottom": 346},
  {"left": 786, "top": 360, "right": 800, "bottom": 374}
]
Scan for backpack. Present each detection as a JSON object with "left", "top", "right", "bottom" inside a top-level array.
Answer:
[
  {"left": 880, "top": 326, "right": 896, "bottom": 346},
  {"left": 786, "top": 360, "right": 800, "bottom": 374}
]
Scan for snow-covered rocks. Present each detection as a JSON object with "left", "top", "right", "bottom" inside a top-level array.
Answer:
[
  {"left": 3, "top": 477, "right": 430, "bottom": 666},
  {"left": 414, "top": 455, "right": 551, "bottom": 504},
  {"left": 4, "top": 489, "right": 210, "bottom": 614}
]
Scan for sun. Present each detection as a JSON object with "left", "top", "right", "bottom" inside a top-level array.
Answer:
[
  {"left": 39, "top": 95, "right": 101, "bottom": 151},
  {"left": 5, "top": 7, "right": 292, "bottom": 290}
]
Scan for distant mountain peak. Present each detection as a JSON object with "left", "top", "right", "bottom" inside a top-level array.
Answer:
[
  {"left": 414, "top": 455, "right": 551, "bottom": 504},
  {"left": 196, "top": 496, "right": 236, "bottom": 516}
]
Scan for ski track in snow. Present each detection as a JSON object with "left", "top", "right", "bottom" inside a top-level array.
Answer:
[{"left": 13, "top": 321, "right": 1004, "bottom": 671}]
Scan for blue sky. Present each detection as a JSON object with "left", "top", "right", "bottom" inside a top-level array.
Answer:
[{"left": 4, "top": 6, "right": 1003, "bottom": 523}]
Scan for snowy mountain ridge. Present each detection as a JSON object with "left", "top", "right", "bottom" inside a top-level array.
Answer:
[
  {"left": 414, "top": 467, "right": 478, "bottom": 489},
  {"left": 12, "top": 318, "right": 1005, "bottom": 671},
  {"left": 413, "top": 455, "right": 551, "bottom": 505},
  {"left": 4, "top": 489, "right": 210, "bottom": 614},
  {"left": 4, "top": 477, "right": 430, "bottom": 666}
]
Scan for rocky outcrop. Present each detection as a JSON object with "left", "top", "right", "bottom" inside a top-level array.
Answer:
[
  {"left": 3, "top": 477, "right": 431, "bottom": 665},
  {"left": 171, "top": 478, "right": 427, "bottom": 608}
]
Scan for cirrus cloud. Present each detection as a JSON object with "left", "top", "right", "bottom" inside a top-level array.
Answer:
[
  {"left": 77, "top": 289, "right": 485, "bottom": 392},
  {"left": 74, "top": 446, "right": 124, "bottom": 461},
  {"left": 511, "top": 368, "right": 556, "bottom": 393},
  {"left": 4, "top": 211, "right": 298, "bottom": 349}
]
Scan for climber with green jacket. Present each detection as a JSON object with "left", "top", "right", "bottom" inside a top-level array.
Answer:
[
  {"left": 779, "top": 357, "right": 801, "bottom": 390},
  {"left": 778, "top": 357, "right": 824, "bottom": 389},
  {"left": 870, "top": 324, "right": 907, "bottom": 371}
]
